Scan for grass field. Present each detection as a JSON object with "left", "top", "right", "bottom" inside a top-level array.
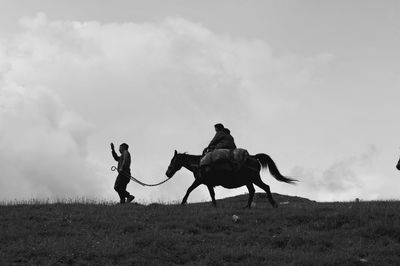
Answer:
[{"left": 1, "top": 193, "right": 400, "bottom": 265}]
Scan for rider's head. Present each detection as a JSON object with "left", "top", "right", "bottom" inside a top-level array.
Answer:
[
  {"left": 214, "top": 123, "right": 224, "bottom": 132},
  {"left": 119, "top": 143, "right": 129, "bottom": 152}
]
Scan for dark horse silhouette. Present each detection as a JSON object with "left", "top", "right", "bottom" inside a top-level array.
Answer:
[{"left": 166, "top": 150, "right": 297, "bottom": 208}]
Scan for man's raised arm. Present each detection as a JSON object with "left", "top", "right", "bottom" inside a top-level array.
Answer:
[{"left": 111, "top": 143, "right": 120, "bottom": 161}]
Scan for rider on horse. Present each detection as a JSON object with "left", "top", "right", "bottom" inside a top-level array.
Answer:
[
  {"left": 201, "top": 123, "right": 246, "bottom": 172},
  {"left": 203, "top": 123, "right": 236, "bottom": 154}
]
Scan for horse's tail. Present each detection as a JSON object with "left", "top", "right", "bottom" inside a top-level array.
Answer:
[{"left": 255, "top": 153, "right": 298, "bottom": 184}]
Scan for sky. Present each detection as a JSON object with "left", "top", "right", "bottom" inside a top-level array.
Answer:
[{"left": 0, "top": 0, "right": 399, "bottom": 203}]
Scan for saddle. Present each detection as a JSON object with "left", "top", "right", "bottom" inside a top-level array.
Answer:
[{"left": 200, "top": 148, "right": 249, "bottom": 172}]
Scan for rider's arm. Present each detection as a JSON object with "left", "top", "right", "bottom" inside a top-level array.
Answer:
[{"left": 208, "top": 132, "right": 223, "bottom": 149}]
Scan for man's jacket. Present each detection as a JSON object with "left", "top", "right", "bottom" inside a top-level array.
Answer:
[
  {"left": 112, "top": 150, "right": 131, "bottom": 175},
  {"left": 208, "top": 131, "right": 237, "bottom": 150}
]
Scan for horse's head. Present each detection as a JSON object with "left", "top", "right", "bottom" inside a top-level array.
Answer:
[{"left": 166, "top": 150, "right": 184, "bottom": 178}]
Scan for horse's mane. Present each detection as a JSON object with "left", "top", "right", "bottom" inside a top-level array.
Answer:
[{"left": 180, "top": 152, "right": 201, "bottom": 160}]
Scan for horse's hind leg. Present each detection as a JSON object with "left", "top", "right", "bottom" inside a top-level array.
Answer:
[
  {"left": 207, "top": 185, "right": 217, "bottom": 207},
  {"left": 245, "top": 183, "right": 255, "bottom": 209},
  {"left": 253, "top": 175, "right": 278, "bottom": 208},
  {"left": 181, "top": 179, "right": 201, "bottom": 205}
]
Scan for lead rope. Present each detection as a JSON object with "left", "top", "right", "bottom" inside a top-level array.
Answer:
[{"left": 111, "top": 166, "right": 171, "bottom": 186}]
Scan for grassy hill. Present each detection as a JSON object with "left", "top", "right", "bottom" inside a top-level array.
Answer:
[{"left": 1, "top": 193, "right": 400, "bottom": 265}]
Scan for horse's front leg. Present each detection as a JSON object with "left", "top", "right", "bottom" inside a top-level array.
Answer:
[
  {"left": 181, "top": 179, "right": 202, "bottom": 205},
  {"left": 207, "top": 185, "right": 217, "bottom": 207}
]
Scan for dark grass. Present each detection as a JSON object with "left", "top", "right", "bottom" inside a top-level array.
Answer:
[{"left": 1, "top": 193, "right": 400, "bottom": 265}]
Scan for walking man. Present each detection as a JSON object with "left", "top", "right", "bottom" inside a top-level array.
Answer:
[{"left": 111, "top": 142, "right": 135, "bottom": 204}]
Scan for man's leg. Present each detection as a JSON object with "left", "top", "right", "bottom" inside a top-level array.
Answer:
[
  {"left": 114, "top": 175, "right": 129, "bottom": 203},
  {"left": 123, "top": 178, "right": 135, "bottom": 203}
]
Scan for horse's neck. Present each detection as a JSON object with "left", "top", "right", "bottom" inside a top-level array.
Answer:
[{"left": 182, "top": 154, "right": 200, "bottom": 173}]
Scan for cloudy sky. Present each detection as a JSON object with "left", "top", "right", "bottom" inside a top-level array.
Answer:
[{"left": 0, "top": 0, "right": 399, "bottom": 203}]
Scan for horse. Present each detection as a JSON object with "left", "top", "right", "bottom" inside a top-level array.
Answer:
[{"left": 165, "top": 150, "right": 297, "bottom": 208}]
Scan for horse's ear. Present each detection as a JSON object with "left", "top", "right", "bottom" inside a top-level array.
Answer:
[{"left": 174, "top": 150, "right": 177, "bottom": 155}]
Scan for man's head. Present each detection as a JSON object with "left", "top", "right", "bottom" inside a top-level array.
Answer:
[
  {"left": 119, "top": 143, "right": 129, "bottom": 152},
  {"left": 214, "top": 123, "right": 224, "bottom": 132}
]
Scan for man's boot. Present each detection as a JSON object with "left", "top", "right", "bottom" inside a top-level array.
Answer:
[{"left": 127, "top": 195, "right": 135, "bottom": 203}]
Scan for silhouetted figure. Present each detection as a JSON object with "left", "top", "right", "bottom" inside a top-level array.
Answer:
[
  {"left": 111, "top": 142, "right": 135, "bottom": 204},
  {"left": 200, "top": 123, "right": 240, "bottom": 173},
  {"left": 396, "top": 156, "right": 400, "bottom": 171},
  {"left": 204, "top": 123, "right": 236, "bottom": 154}
]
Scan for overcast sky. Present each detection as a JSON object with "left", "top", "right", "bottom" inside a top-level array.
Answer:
[{"left": 0, "top": 1, "right": 399, "bottom": 203}]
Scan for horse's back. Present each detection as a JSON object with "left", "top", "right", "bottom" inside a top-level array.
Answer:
[{"left": 200, "top": 148, "right": 249, "bottom": 169}]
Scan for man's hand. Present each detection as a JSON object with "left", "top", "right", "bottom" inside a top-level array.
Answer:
[{"left": 111, "top": 142, "right": 115, "bottom": 150}]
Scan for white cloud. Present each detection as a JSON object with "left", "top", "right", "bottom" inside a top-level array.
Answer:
[
  {"left": 0, "top": 80, "right": 101, "bottom": 200},
  {"left": 0, "top": 13, "right": 334, "bottom": 202},
  {"left": 285, "top": 145, "right": 380, "bottom": 201}
]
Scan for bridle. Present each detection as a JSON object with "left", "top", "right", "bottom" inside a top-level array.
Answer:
[{"left": 167, "top": 154, "right": 183, "bottom": 176}]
